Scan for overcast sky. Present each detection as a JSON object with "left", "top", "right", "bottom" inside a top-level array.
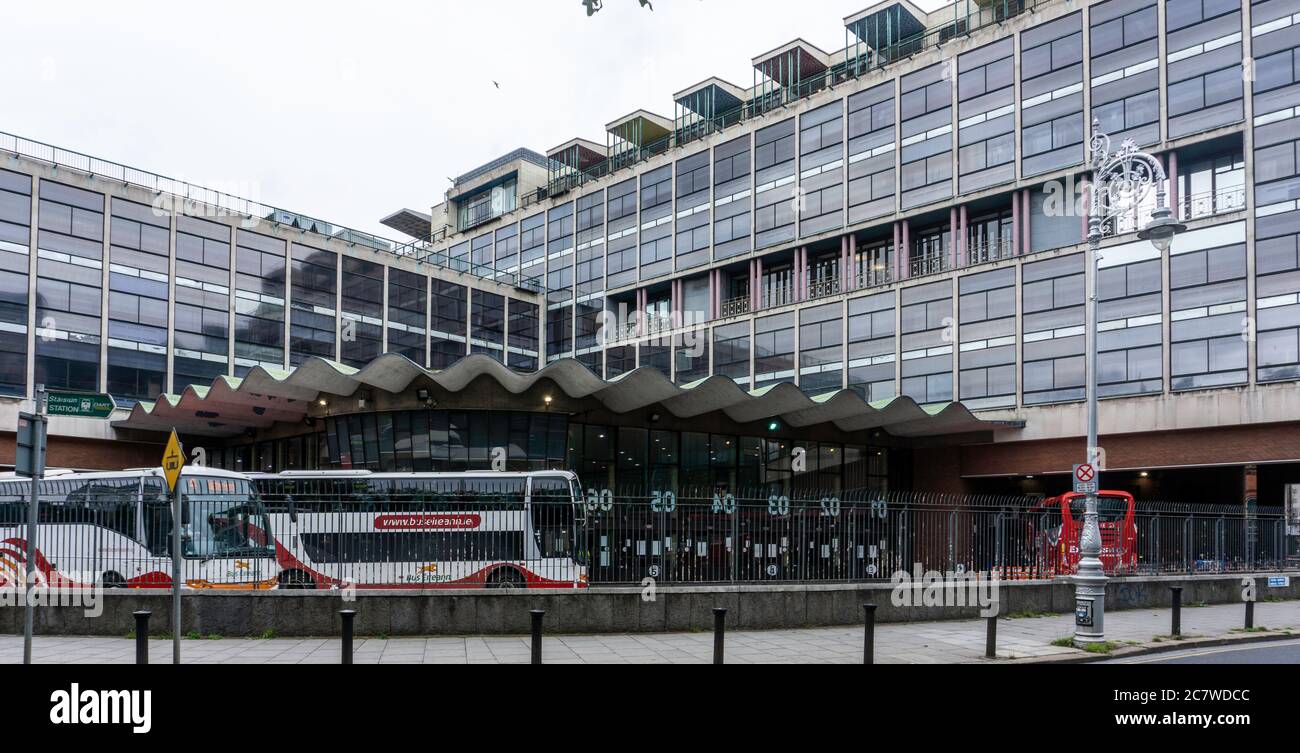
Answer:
[{"left": 2, "top": 0, "right": 944, "bottom": 240}]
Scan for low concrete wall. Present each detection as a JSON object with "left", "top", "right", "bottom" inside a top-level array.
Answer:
[{"left": 2, "top": 574, "right": 1295, "bottom": 637}]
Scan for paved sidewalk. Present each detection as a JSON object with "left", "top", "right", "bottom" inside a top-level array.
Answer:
[{"left": 4, "top": 600, "right": 1297, "bottom": 664}]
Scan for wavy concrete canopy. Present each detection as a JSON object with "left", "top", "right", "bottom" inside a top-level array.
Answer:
[{"left": 113, "top": 354, "right": 1022, "bottom": 439}]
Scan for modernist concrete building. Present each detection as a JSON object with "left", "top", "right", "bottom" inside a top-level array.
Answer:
[{"left": 3, "top": 0, "right": 1300, "bottom": 504}]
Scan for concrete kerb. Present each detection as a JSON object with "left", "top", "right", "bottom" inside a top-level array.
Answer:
[
  {"left": 1002, "top": 628, "right": 1300, "bottom": 665},
  {"left": 2, "top": 574, "right": 1295, "bottom": 638}
]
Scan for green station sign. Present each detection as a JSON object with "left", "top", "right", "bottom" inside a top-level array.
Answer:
[{"left": 45, "top": 391, "right": 117, "bottom": 419}]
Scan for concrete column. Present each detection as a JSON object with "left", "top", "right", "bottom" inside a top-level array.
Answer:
[
  {"left": 840, "top": 236, "right": 850, "bottom": 293},
  {"left": 1021, "top": 190, "right": 1031, "bottom": 256},
  {"left": 707, "top": 269, "right": 716, "bottom": 320},
  {"left": 799, "top": 247, "right": 808, "bottom": 301},
  {"left": 755, "top": 257, "right": 764, "bottom": 310},
  {"left": 949, "top": 207, "right": 958, "bottom": 271},
  {"left": 959, "top": 206, "right": 968, "bottom": 267},
  {"left": 901, "top": 221, "right": 910, "bottom": 280},
  {"left": 892, "top": 222, "right": 902, "bottom": 282},
  {"left": 1012, "top": 190, "right": 1021, "bottom": 256},
  {"left": 848, "top": 234, "right": 857, "bottom": 291},
  {"left": 1168, "top": 151, "right": 1179, "bottom": 219}
]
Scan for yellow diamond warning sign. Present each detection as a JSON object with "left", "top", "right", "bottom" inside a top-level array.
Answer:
[{"left": 162, "top": 429, "right": 185, "bottom": 493}]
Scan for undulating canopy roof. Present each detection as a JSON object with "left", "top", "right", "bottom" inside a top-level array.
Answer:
[{"left": 113, "top": 354, "right": 1023, "bottom": 440}]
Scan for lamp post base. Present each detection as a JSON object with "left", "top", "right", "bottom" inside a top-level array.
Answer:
[{"left": 1073, "top": 563, "right": 1107, "bottom": 644}]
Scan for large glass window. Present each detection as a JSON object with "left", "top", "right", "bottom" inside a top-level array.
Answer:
[
  {"left": 958, "top": 268, "right": 1016, "bottom": 407},
  {"left": 753, "top": 313, "right": 795, "bottom": 389},
  {"left": 0, "top": 169, "right": 30, "bottom": 396},
  {"left": 36, "top": 181, "right": 104, "bottom": 391},
  {"left": 470, "top": 289, "right": 504, "bottom": 361},
  {"left": 1022, "top": 253, "right": 1086, "bottom": 404},
  {"left": 508, "top": 299, "right": 539, "bottom": 371},
  {"left": 106, "top": 198, "right": 168, "bottom": 404},
  {"left": 847, "top": 291, "right": 896, "bottom": 402},
  {"left": 1098, "top": 248, "right": 1164, "bottom": 396},
  {"left": 606, "top": 179, "right": 638, "bottom": 288},
  {"left": 430, "top": 280, "right": 467, "bottom": 369},
  {"left": 675, "top": 151, "right": 711, "bottom": 270},
  {"left": 799, "top": 102, "right": 844, "bottom": 238},
  {"left": 289, "top": 244, "right": 336, "bottom": 366},
  {"left": 1090, "top": 0, "right": 1160, "bottom": 147},
  {"left": 174, "top": 215, "right": 231, "bottom": 392},
  {"left": 1170, "top": 225, "right": 1248, "bottom": 389},
  {"left": 957, "top": 38, "right": 1016, "bottom": 193},
  {"left": 387, "top": 268, "right": 426, "bottom": 365},
  {"left": 899, "top": 63, "right": 953, "bottom": 209},
  {"left": 713, "top": 135, "right": 752, "bottom": 260},
  {"left": 639, "top": 166, "right": 673, "bottom": 279},
  {"left": 1020, "top": 12, "right": 1085, "bottom": 176},
  {"left": 713, "top": 321, "right": 751, "bottom": 387},
  {"left": 799, "top": 302, "right": 843, "bottom": 394},
  {"left": 233, "top": 229, "right": 286, "bottom": 374},
  {"left": 754, "top": 119, "right": 796, "bottom": 250},
  {"left": 340, "top": 256, "right": 383, "bottom": 367},
  {"left": 847, "top": 82, "right": 896, "bottom": 224}
]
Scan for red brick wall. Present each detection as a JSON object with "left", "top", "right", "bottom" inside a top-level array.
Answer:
[
  {"left": 0, "top": 432, "right": 163, "bottom": 471},
  {"left": 911, "top": 446, "right": 974, "bottom": 494},
  {"left": 957, "top": 422, "right": 1300, "bottom": 478}
]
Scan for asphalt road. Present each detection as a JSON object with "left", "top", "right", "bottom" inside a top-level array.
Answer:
[{"left": 1099, "top": 638, "right": 1300, "bottom": 664}]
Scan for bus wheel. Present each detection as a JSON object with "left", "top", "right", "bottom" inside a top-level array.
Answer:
[
  {"left": 486, "top": 567, "right": 525, "bottom": 589},
  {"left": 101, "top": 572, "right": 127, "bottom": 589},
  {"left": 278, "top": 570, "right": 315, "bottom": 590}
]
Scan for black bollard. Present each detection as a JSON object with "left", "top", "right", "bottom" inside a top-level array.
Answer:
[
  {"left": 1170, "top": 587, "right": 1182, "bottom": 637},
  {"left": 985, "top": 615, "right": 998, "bottom": 659},
  {"left": 339, "top": 609, "right": 356, "bottom": 665},
  {"left": 133, "top": 611, "right": 151, "bottom": 665},
  {"left": 712, "top": 608, "right": 727, "bottom": 665},
  {"left": 530, "top": 609, "right": 545, "bottom": 665},
  {"left": 863, "top": 604, "right": 877, "bottom": 665},
  {"left": 1246, "top": 599, "right": 1255, "bottom": 630}
]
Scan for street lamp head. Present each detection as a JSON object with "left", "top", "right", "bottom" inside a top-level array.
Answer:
[{"left": 1137, "top": 205, "right": 1187, "bottom": 253}]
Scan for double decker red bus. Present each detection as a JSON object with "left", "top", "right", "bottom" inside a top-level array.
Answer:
[{"left": 1033, "top": 491, "right": 1137, "bottom": 575}]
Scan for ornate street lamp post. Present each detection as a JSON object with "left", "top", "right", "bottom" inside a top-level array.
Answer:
[{"left": 1075, "top": 120, "right": 1186, "bottom": 644}]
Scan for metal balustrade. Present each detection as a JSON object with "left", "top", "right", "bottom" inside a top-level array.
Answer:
[
  {"left": 965, "top": 238, "right": 1015, "bottom": 266},
  {"left": 1181, "top": 186, "right": 1246, "bottom": 221},
  {"left": 909, "top": 253, "right": 949, "bottom": 279}
]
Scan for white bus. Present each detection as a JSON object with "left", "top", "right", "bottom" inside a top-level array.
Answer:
[
  {"left": 0, "top": 466, "right": 276, "bottom": 590},
  {"left": 249, "top": 470, "right": 588, "bottom": 589}
]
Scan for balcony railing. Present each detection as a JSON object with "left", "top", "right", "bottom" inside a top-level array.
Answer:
[
  {"left": 719, "top": 295, "right": 751, "bottom": 319},
  {"left": 856, "top": 268, "right": 892, "bottom": 289},
  {"left": 806, "top": 276, "right": 841, "bottom": 301},
  {"left": 965, "top": 238, "right": 1014, "bottom": 266},
  {"left": 909, "top": 253, "right": 950, "bottom": 278},
  {"left": 762, "top": 283, "right": 796, "bottom": 310},
  {"left": 391, "top": 239, "right": 544, "bottom": 294},
  {"left": 644, "top": 313, "right": 674, "bottom": 336},
  {"left": 1181, "top": 186, "right": 1246, "bottom": 221}
]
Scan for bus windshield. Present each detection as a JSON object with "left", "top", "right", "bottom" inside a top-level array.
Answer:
[
  {"left": 182, "top": 477, "right": 275, "bottom": 559},
  {"left": 1067, "top": 495, "right": 1130, "bottom": 523},
  {"left": 531, "top": 476, "right": 580, "bottom": 562}
]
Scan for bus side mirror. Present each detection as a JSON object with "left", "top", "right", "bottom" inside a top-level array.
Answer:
[{"left": 286, "top": 496, "right": 298, "bottom": 524}]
